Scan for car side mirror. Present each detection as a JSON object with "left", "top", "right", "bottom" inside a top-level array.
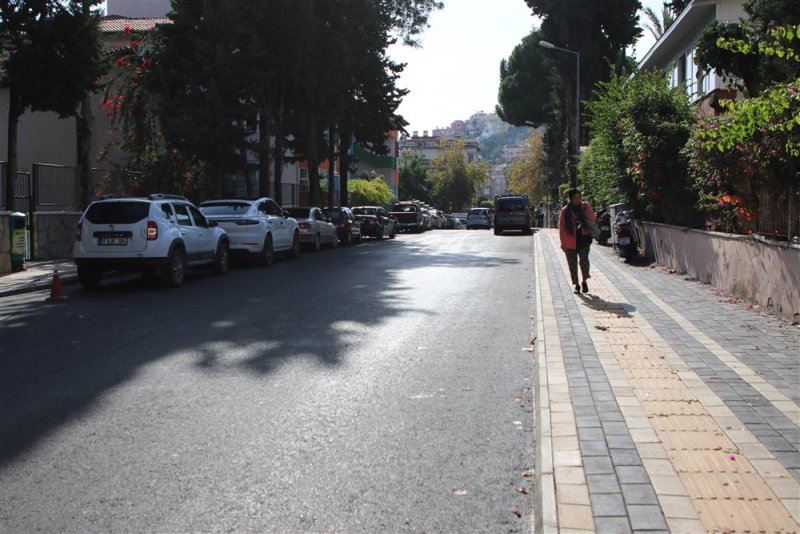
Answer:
[{"left": 208, "top": 220, "right": 218, "bottom": 227}]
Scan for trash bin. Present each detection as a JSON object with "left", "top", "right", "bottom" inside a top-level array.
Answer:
[{"left": 9, "top": 212, "right": 27, "bottom": 272}]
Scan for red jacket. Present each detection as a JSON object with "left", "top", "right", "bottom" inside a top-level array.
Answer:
[{"left": 559, "top": 202, "right": 596, "bottom": 250}]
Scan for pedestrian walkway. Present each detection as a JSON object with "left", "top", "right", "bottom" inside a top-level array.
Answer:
[
  {"left": 533, "top": 229, "right": 799, "bottom": 533},
  {"left": 0, "top": 259, "right": 76, "bottom": 298}
]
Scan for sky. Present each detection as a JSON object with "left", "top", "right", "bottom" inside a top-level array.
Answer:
[{"left": 387, "top": 0, "right": 665, "bottom": 133}]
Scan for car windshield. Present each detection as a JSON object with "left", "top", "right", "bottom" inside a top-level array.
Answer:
[
  {"left": 468, "top": 210, "right": 488, "bottom": 218},
  {"left": 285, "top": 208, "right": 311, "bottom": 219},
  {"left": 496, "top": 199, "right": 527, "bottom": 212},
  {"left": 85, "top": 201, "right": 149, "bottom": 224},
  {"left": 200, "top": 202, "right": 252, "bottom": 215},
  {"left": 352, "top": 207, "right": 377, "bottom": 215}
]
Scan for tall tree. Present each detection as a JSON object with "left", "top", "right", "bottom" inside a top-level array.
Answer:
[
  {"left": 496, "top": 29, "right": 553, "bottom": 127},
  {"left": 150, "top": 0, "right": 252, "bottom": 197},
  {"left": 429, "top": 140, "right": 489, "bottom": 212},
  {"left": 1, "top": 0, "right": 105, "bottom": 210},
  {"left": 641, "top": 4, "right": 676, "bottom": 40},
  {"left": 399, "top": 151, "right": 431, "bottom": 202},
  {"left": 507, "top": 131, "right": 548, "bottom": 201}
]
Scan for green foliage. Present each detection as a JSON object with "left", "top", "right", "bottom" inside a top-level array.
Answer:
[
  {"left": 479, "top": 200, "right": 494, "bottom": 208},
  {"left": 496, "top": 30, "right": 553, "bottom": 127},
  {"left": 429, "top": 140, "right": 490, "bottom": 212},
  {"left": 399, "top": 151, "right": 431, "bottom": 202},
  {"left": 507, "top": 131, "right": 548, "bottom": 200},
  {"left": 582, "top": 70, "right": 696, "bottom": 223},
  {"left": 349, "top": 177, "right": 395, "bottom": 207}
]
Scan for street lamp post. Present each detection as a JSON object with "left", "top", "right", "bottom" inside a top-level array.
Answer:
[{"left": 539, "top": 40, "right": 580, "bottom": 188}]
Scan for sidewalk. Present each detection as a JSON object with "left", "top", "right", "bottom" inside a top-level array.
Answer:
[
  {"left": 533, "top": 229, "right": 799, "bottom": 533},
  {"left": 0, "top": 259, "right": 77, "bottom": 298}
]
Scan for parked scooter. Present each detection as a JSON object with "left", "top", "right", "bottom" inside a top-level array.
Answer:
[
  {"left": 594, "top": 209, "right": 611, "bottom": 245},
  {"left": 614, "top": 210, "right": 638, "bottom": 260}
]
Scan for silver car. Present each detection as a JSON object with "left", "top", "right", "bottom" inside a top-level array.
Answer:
[{"left": 284, "top": 207, "right": 339, "bottom": 251}]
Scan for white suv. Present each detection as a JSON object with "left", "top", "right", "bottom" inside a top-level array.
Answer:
[{"left": 73, "top": 194, "right": 230, "bottom": 288}]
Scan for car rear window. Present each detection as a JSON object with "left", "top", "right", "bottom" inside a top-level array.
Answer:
[
  {"left": 200, "top": 202, "right": 252, "bottom": 215},
  {"left": 352, "top": 207, "right": 376, "bottom": 215},
  {"left": 85, "top": 201, "right": 149, "bottom": 224},
  {"left": 392, "top": 204, "right": 417, "bottom": 212},
  {"left": 326, "top": 210, "right": 346, "bottom": 223},
  {"left": 496, "top": 199, "right": 527, "bottom": 212},
  {"left": 285, "top": 208, "right": 311, "bottom": 219}
]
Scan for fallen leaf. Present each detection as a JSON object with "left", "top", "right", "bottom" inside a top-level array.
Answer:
[
  {"left": 516, "top": 486, "right": 529, "bottom": 495},
  {"left": 594, "top": 325, "right": 609, "bottom": 331},
  {"left": 521, "top": 471, "right": 533, "bottom": 478},
  {"left": 509, "top": 506, "right": 522, "bottom": 518},
  {"left": 521, "top": 347, "right": 534, "bottom": 352}
]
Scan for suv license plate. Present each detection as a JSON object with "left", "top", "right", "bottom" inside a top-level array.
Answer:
[
  {"left": 618, "top": 237, "right": 630, "bottom": 245},
  {"left": 98, "top": 237, "right": 128, "bottom": 246}
]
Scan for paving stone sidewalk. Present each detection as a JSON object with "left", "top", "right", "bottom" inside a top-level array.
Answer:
[
  {"left": 0, "top": 259, "right": 77, "bottom": 298},
  {"left": 533, "top": 229, "right": 799, "bottom": 533}
]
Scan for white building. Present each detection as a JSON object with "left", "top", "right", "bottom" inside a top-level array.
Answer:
[
  {"left": 107, "top": 0, "right": 171, "bottom": 18},
  {"left": 399, "top": 131, "right": 481, "bottom": 165},
  {"left": 637, "top": 0, "right": 747, "bottom": 114}
]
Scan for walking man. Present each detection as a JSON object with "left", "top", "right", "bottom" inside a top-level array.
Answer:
[
  {"left": 559, "top": 189, "right": 596, "bottom": 294},
  {"left": 535, "top": 202, "right": 545, "bottom": 228}
]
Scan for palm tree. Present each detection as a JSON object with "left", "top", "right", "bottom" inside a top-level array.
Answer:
[{"left": 641, "top": 4, "right": 677, "bottom": 41}]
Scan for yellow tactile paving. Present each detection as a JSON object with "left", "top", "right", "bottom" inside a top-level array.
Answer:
[{"left": 539, "top": 231, "right": 800, "bottom": 533}]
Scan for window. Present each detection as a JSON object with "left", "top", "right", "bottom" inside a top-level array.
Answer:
[
  {"left": 173, "top": 204, "right": 193, "bottom": 226},
  {"left": 85, "top": 201, "right": 149, "bottom": 224},
  {"left": 188, "top": 205, "right": 208, "bottom": 228},
  {"left": 259, "top": 200, "right": 282, "bottom": 216}
]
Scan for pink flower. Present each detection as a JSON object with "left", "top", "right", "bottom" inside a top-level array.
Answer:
[{"left": 124, "top": 26, "right": 132, "bottom": 36}]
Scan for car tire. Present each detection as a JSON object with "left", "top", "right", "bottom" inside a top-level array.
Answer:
[
  {"left": 376, "top": 226, "right": 385, "bottom": 240},
  {"left": 214, "top": 239, "right": 230, "bottom": 275},
  {"left": 163, "top": 248, "right": 186, "bottom": 287},
  {"left": 78, "top": 265, "right": 102, "bottom": 289},
  {"left": 257, "top": 235, "right": 274, "bottom": 266},
  {"left": 390, "top": 227, "right": 396, "bottom": 239},
  {"left": 494, "top": 228, "right": 501, "bottom": 235},
  {"left": 343, "top": 230, "right": 352, "bottom": 246},
  {"left": 288, "top": 232, "right": 301, "bottom": 259}
]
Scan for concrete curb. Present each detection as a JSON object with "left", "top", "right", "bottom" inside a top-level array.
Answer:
[
  {"left": 0, "top": 271, "right": 79, "bottom": 298},
  {"left": 533, "top": 233, "right": 558, "bottom": 533}
]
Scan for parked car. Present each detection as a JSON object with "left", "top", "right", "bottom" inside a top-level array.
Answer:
[
  {"left": 352, "top": 206, "right": 397, "bottom": 239},
  {"left": 324, "top": 207, "right": 362, "bottom": 245},
  {"left": 284, "top": 207, "right": 338, "bottom": 251},
  {"left": 200, "top": 197, "right": 300, "bottom": 265},
  {"left": 73, "top": 194, "right": 229, "bottom": 288},
  {"left": 493, "top": 194, "right": 532, "bottom": 235},
  {"left": 466, "top": 207, "right": 493, "bottom": 230},
  {"left": 390, "top": 201, "right": 424, "bottom": 233}
]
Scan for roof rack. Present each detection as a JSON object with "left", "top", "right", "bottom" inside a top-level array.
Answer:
[
  {"left": 99, "top": 194, "right": 131, "bottom": 200},
  {"left": 148, "top": 193, "right": 187, "bottom": 201}
]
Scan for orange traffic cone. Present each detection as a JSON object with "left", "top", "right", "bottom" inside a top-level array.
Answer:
[{"left": 47, "top": 269, "right": 67, "bottom": 301}]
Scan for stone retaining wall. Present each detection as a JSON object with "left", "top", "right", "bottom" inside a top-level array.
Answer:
[
  {"left": 32, "top": 212, "right": 81, "bottom": 261},
  {"left": 640, "top": 221, "right": 800, "bottom": 322}
]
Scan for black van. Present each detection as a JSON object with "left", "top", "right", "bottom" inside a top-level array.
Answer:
[{"left": 493, "top": 194, "right": 532, "bottom": 235}]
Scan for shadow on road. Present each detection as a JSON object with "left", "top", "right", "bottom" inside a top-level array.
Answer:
[{"left": 0, "top": 236, "right": 520, "bottom": 467}]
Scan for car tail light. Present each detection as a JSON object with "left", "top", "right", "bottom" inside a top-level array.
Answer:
[
  {"left": 147, "top": 221, "right": 158, "bottom": 240},
  {"left": 236, "top": 219, "right": 260, "bottom": 225},
  {"left": 299, "top": 222, "right": 312, "bottom": 229},
  {"left": 338, "top": 223, "right": 346, "bottom": 229},
  {"left": 75, "top": 222, "right": 82, "bottom": 241}
]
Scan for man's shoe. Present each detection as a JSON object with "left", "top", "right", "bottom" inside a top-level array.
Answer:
[
  {"left": 582, "top": 280, "right": 589, "bottom": 293},
  {"left": 574, "top": 283, "right": 581, "bottom": 294}
]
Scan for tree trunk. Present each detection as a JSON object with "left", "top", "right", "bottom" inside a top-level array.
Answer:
[
  {"left": 327, "top": 125, "right": 335, "bottom": 208},
  {"left": 307, "top": 114, "right": 321, "bottom": 207},
  {"left": 273, "top": 92, "right": 285, "bottom": 206},
  {"left": 339, "top": 128, "right": 352, "bottom": 207},
  {"left": 259, "top": 104, "right": 272, "bottom": 198},
  {"left": 76, "top": 92, "right": 92, "bottom": 208},
  {"left": 4, "top": 89, "right": 20, "bottom": 212}
]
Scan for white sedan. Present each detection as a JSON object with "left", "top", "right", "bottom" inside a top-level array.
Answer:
[
  {"left": 200, "top": 197, "right": 300, "bottom": 265},
  {"left": 284, "top": 207, "right": 339, "bottom": 251}
]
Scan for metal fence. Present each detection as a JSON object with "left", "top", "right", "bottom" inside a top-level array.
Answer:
[{"left": 752, "top": 188, "right": 799, "bottom": 241}]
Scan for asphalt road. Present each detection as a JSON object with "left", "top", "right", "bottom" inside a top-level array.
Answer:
[{"left": 0, "top": 229, "right": 537, "bottom": 533}]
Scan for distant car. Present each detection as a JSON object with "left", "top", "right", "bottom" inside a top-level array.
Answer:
[
  {"left": 200, "top": 197, "right": 300, "bottom": 265},
  {"left": 493, "top": 194, "right": 532, "bottom": 235},
  {"left": 352, "top": 206, "right": 396, "bottom": 239},
  {"left": 390, "top": 201, "right": 424, "bottom": 233},
  {"left": 466, "top": 208, "right": 492, "bottom": 230},
  {"left": 325, "top": 207, "right": 362, "bottom": 245},
  {"left": 73, "top": 194, "right": 229, "bottom": 288},
  {"left": 284, "top": 207, "right": 338, "bottom": 251}
]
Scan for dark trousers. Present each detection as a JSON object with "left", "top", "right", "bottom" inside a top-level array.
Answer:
[{"left": 564, "top": 243, "right": 591, "bottom": 285}]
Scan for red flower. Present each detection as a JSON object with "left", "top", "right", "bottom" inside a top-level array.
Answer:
[
  {"left": 124, "top": 26, "right": 132, "bottom": 36},
  {"left": 116, "top": 56, "right": 127, "bottom": 67}
]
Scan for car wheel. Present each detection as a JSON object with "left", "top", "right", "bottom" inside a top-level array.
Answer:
[
  {"left": 288, "top": 232, "right": 301, "bottom": 259},
  {"left": 257, "top": 235, "right": 274, "bottom": 266},
  {"left": 376, "top": 225, "right": 385, "bottom": 240},
  {"left": 343, "top": 230, "right": 352, "bottom": 246},
  {"left": 494, "top": 229, "right": 501, "bottom": 235},
  {"left": 390, "top": 227, "right": 397, "bottom": 239},
  {"left": 163, "top": 248, "right": 186, "bottom": 287},
  {"left": 78, "top": 265, "right": 102, "bottom": 289},
  {"left": 356, "top": 231, "right": 363, "bottom": 243},
  {"left": 214, "top": 240, "right": 230, "bottom": 275}
]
